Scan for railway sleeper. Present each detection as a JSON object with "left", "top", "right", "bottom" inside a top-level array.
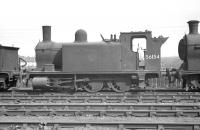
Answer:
[
  {"left": 1, "top": 103, "right": 200, "bottom": 111},
  {"left": 0, "top": 117, "right": 200, "bottom": 130},
  {"left": 0, "top": 97, "right": 199, "bottom": 104},
  {"left": 0, "top": 110, "right": 200, "bottom": 117}
]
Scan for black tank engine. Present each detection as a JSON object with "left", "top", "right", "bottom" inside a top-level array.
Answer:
[{"left": 27, "top": 26, "right": 167, "bottom": 92}]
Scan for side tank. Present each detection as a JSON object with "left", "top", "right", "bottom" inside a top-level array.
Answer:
[
  {"left": 178, "top": 20, "right": 200, "bottom": 70},
  {"left": 62, "top": 29, "right": 137, "bottom": 72}
]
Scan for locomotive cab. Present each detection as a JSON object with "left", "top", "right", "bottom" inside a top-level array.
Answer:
[
  {"left": 120, "top": 31, "right": 167, "bottom": 71},
  {"left": 120, "top": 31, "right": 168, "bottom": 87}
]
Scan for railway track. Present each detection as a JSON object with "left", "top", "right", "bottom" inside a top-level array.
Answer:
[
  {"left": 0, "top": 102, "right": 200, "bottom": 117},
  {"left": 0, "top": 102, "right": 200, "bottom": 129},
  {"left": 0, "top": 91, "right": 200, "bottom": 130},
  {"left": 0, "top": 91, "right": 200, "bottom": 103},
  {"left": 0, "top": 116, "right": 200, "bottom": 130}
]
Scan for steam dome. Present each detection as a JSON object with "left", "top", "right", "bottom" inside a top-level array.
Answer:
[{"left": 75, "top": 29, "right": 87, "bottom": 42}]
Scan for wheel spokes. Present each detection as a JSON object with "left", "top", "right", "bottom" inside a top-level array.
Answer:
[
  {"left": 107, "top": 80, "right": 130, "bottom": 92},
  {"left": 84, "top": 81, "right": 103, "bottom": 93}
]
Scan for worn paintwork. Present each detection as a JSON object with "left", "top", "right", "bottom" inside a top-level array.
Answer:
[
  {"left": 36, "top": 27, "right": 167, "bottom": 73},
  {"left": 62, "top": 42, "right": 123, "bottom": 72}
]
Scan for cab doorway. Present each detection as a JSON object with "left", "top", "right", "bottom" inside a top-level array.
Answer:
[{"left": 132, "top": 38, "right": 147, "bottom": 70}]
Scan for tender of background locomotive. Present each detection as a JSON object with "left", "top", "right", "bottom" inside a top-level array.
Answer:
[
  {"left": 28, "top": 26, "right": 168, "bottom": 92},
  {"left": 0, "top": 45, "right": 19, "bottom": 90},
  {"left": 0, "top": 45, "right": 27, "bottom": 90},
  {"left": 178, "top": 20, "right": 200, "bottom": 90}
]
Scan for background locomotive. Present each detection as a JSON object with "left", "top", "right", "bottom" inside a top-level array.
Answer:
[
  {"left": 178, "top": 20, "right": 200, "bottom": 90},
  {"left": 26, "top": 25, "right": 167, "bottom": 92}
]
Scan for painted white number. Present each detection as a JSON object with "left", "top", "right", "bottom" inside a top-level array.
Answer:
[{"left": 145, "top": 54, "right": 160, "bottom": 60}]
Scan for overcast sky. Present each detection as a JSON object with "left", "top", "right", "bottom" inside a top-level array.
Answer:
[{"left": 0, "top": 0, "right": 199, "bottom": 57}]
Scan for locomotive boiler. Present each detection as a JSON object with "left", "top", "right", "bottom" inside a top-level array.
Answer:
[
  {"left": 178, "top": 20, "right": 200, "bottom": 90},
  {"left": 27, "top": 26, "right": 168, "bottom": 92}
]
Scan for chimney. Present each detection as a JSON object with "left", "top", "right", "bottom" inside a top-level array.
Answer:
[
  {"left": 42, "top": 26, "right": 51, "bottom": 42},
  {"left": 114, "top": 34, "right": 116, "bottom": 41},
  {"left": 110, "top": 34, "right": 113, "bottom": 41},
  {"left": 188, "top": 20, "right": 199, "bottom": 34}
]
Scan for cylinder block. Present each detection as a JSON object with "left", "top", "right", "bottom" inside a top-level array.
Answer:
[{"left": 32, "top": 77, "right": 49, "bottom": 89}]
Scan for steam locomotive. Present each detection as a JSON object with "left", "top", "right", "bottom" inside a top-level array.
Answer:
[
  {"left": 178, "top": 20, "right": 200, "bottom": 90},
  {"left": 24, "top": 26, "right": 168, "bottom": 92},
  {"left": 1, "top": 20, "right": 199, "bottom": 92}
]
